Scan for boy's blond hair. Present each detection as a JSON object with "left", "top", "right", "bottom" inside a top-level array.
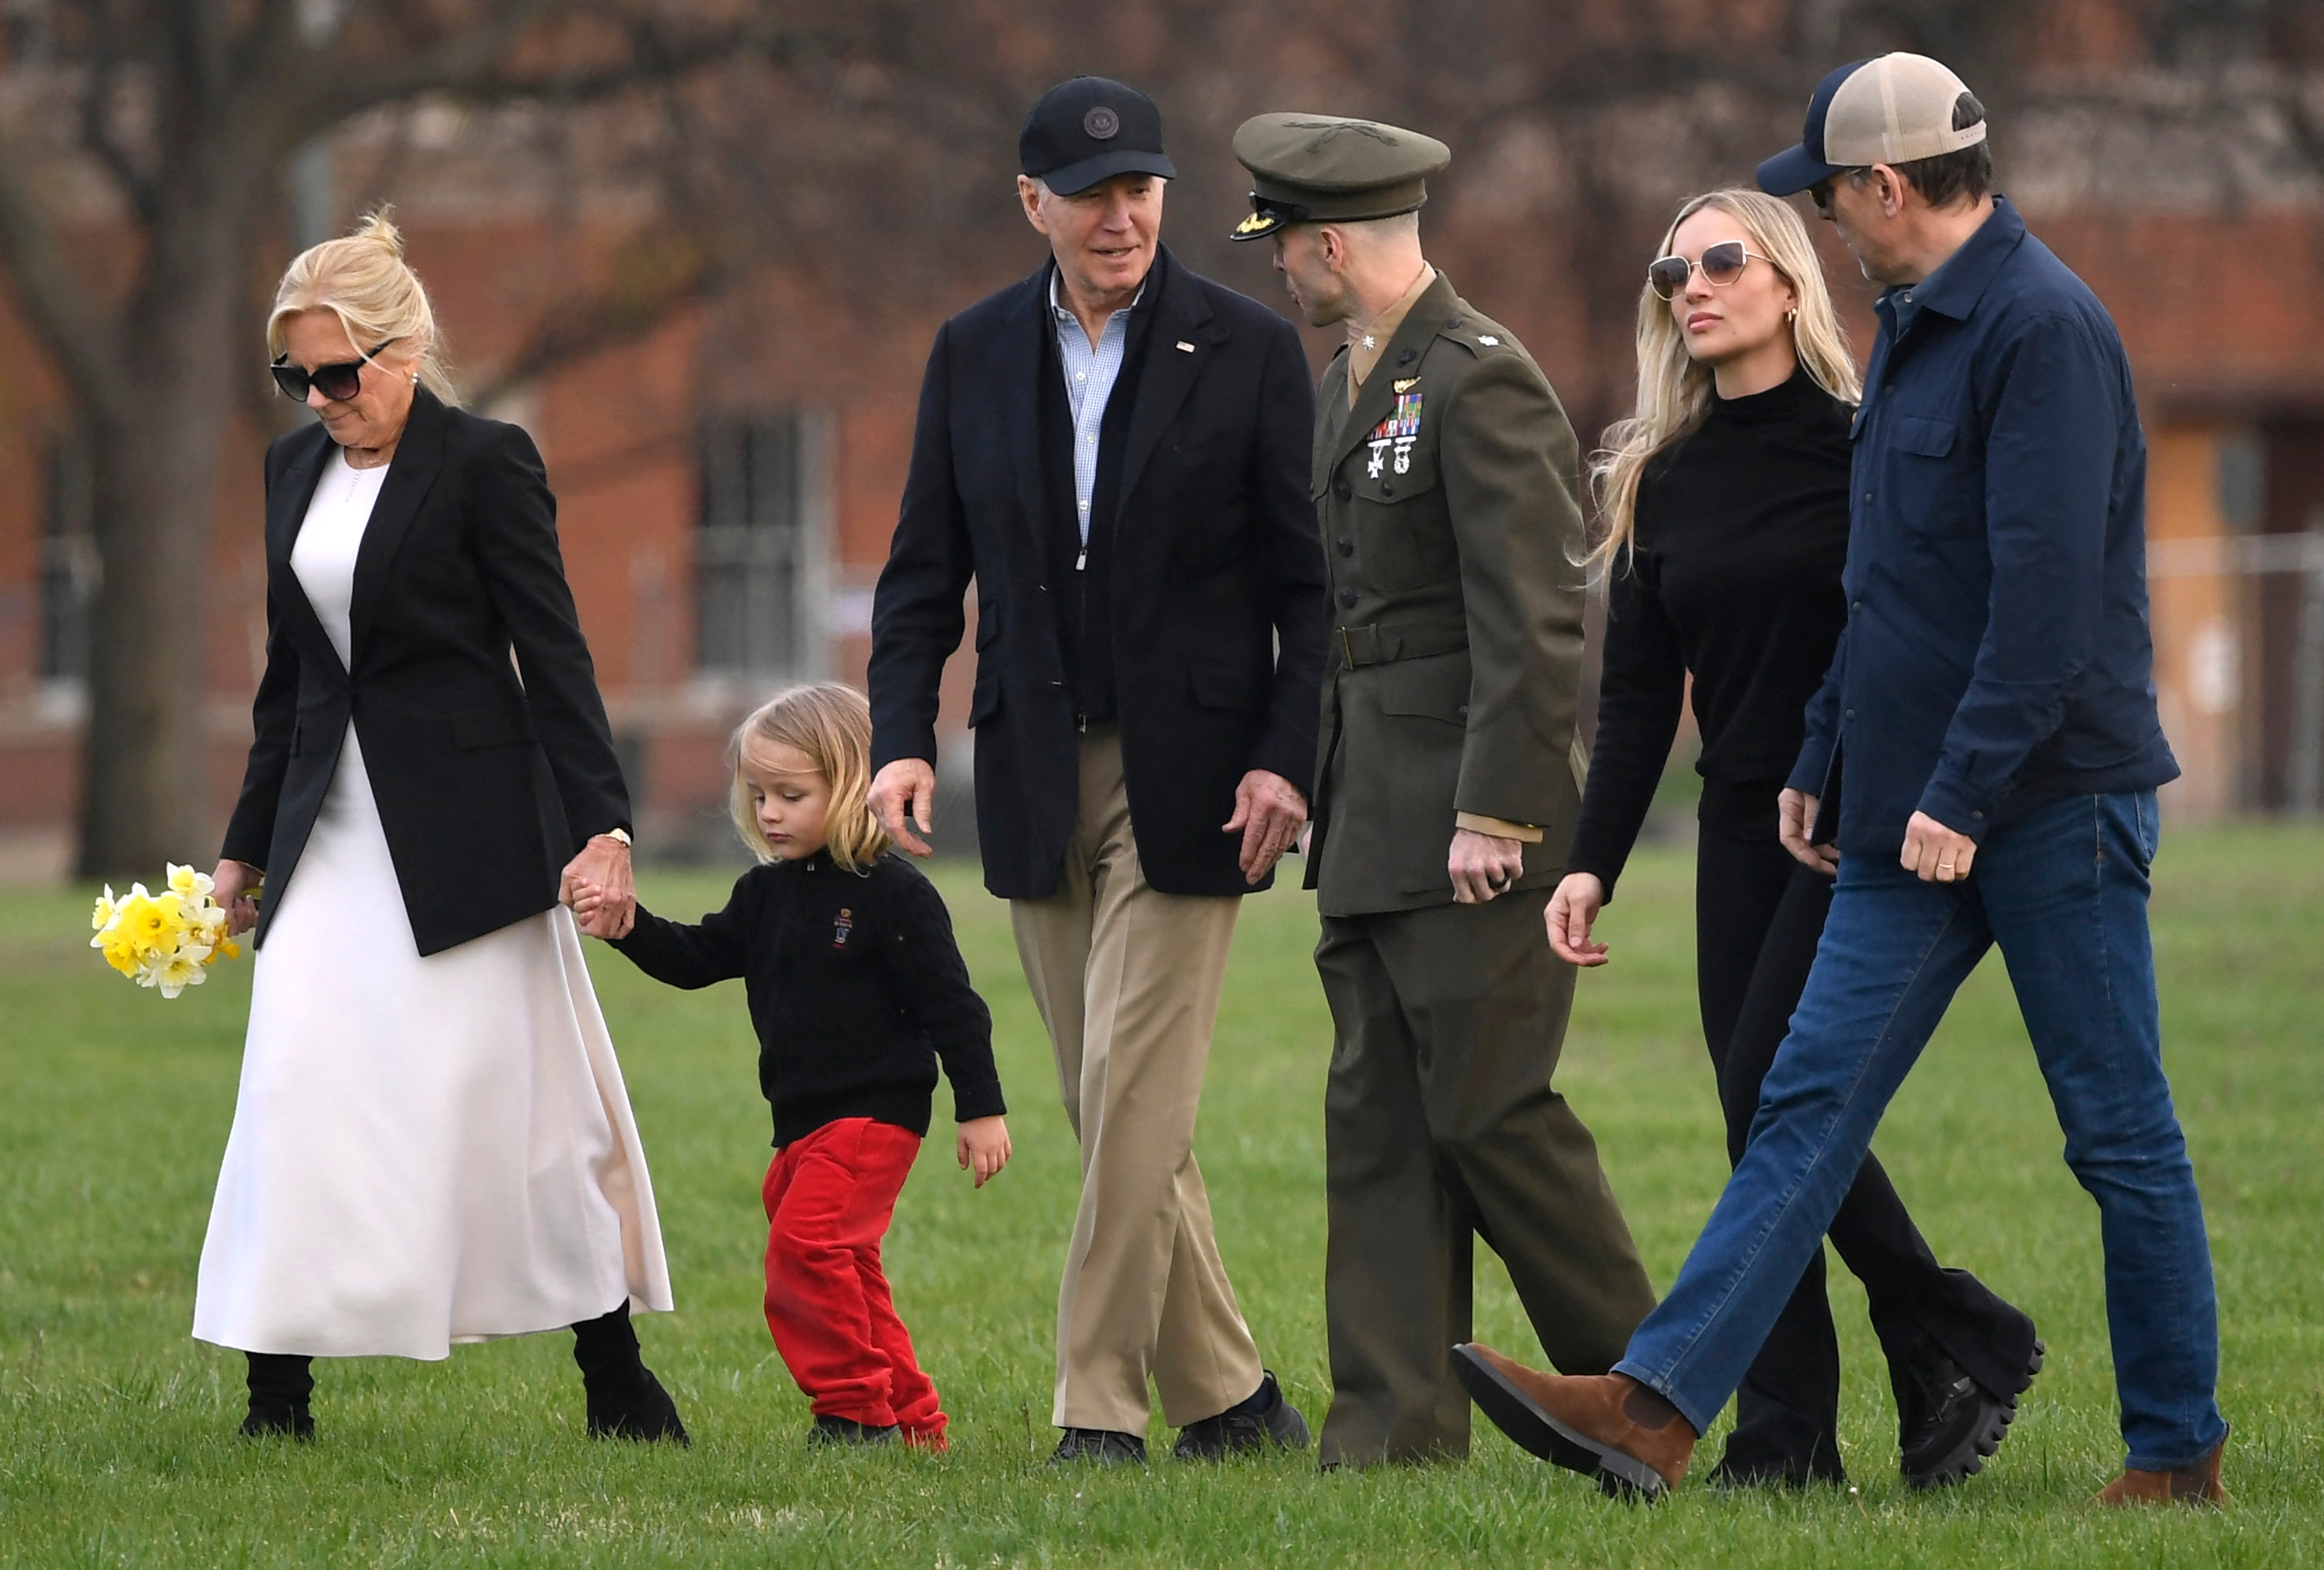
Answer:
[{"left": 729, "top": 683, "right": 892, "bottom": 872}]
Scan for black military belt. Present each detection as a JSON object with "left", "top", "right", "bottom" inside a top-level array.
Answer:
[{"left": 1338, "top": 620, "right": 1469, "bottom": 668}]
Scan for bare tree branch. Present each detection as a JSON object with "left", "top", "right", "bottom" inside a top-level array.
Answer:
[
  {"left": 0, "top": 140, "right": 132, "bottom": 421},
  {"left": 76, "top": 2, "right": 162, "bottom": 224}
]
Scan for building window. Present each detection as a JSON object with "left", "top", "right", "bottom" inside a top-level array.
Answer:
[
  {"left": 695, "top": 411, "right": 829, "bottom": 680},
  {"left": 40, "top": 427, "right": 96, "bottom": 687}
]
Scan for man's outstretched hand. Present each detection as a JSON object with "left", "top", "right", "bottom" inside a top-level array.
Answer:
[{"left": 869, "top": 757, "right": 938, "bottom": 857}]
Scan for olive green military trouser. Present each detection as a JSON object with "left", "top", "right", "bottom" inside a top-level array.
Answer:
[
  {"left": 1315, "top": 886, "right": 1656, "bottom": 1467},
  {"left": 1012, "top": 730, "right": 1265, "bottom": 1436}
]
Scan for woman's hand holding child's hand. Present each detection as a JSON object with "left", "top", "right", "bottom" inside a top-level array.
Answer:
[
  {"left": 565, "top": 878, "right": 622, "bottom": 940},
  {"left": 957, "top": 1116, "right": 1010, "bottom": 1188}
]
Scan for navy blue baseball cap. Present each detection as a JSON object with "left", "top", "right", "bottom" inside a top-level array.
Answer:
[
  {"left": 1019, "top": 77, "right": 1177, "bottom": 197},
  {"left": 1758, "top": 54, "right": 1987, "bottom": 196}
]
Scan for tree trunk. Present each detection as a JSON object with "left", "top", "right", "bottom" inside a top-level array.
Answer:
[{"left": 74, "top": 153, "right": 267, "bottom": 879}]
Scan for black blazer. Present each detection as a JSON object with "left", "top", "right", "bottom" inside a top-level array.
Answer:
[
  {"left": 868, "top": 246, "right": 1326, "bottom": 900},
  {"left": 220, "top": 387, "right": 630, "bottom": 955}
]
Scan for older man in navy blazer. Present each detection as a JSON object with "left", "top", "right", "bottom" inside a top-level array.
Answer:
[{"left": 867, "top": 77, "right": 1325, "bottom": 1465}]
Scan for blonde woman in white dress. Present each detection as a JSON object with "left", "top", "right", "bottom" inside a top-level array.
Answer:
[{"left": 198, "top": 213, "right": 684, "bottom": 1443}]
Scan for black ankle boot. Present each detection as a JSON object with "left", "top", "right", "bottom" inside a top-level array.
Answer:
[
  {"left": 241, "top": 1352, "right": 315, "bottom": 1440},
  {"left": 571, "top": 1303, "right": 688, "bottom": 1445}
]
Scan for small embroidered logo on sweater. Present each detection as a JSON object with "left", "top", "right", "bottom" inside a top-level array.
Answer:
[{"left": 833, "top": 908, "right": 854, "bottom": 949}]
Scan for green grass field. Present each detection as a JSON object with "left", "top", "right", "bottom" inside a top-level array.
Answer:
[{"left": 3, "top": 824, "right": 2321, "bottom": 1566}]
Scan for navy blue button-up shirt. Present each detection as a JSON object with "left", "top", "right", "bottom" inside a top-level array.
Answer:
[{"left": 1788, "top": 197, "right": 2178, "bottom": 852}]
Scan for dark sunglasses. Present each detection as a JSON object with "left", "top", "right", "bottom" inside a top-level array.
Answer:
[
  {"left": 1808, "top": 170, "right": 1870, "bottom": 214},
  {"left": 1647, "top": 242, "right": 1763, "bottom": 301},
  {"left": 270, "top": 339, "right": 395, "bottom": 403}
]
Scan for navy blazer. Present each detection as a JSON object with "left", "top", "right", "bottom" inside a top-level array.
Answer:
[
  {"left": 1789, "top": 198, "right": 2178, "bottom": 852},
  {"left": 867, "top": 245, "right": 1326, "bottom": 899},
  {"left": 220, "top": 388, "right": 631, "bottom": 954}
]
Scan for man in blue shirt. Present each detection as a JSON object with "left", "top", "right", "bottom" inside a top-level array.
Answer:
[{"left": 1452, "top": 55, "right": 2228, "bottom": 1506}]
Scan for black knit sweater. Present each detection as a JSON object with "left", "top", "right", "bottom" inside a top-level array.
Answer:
[
  {"left": 1568, "top": 367, "right": 1853, "bottom": 897},
  {"left": 609, "top": 851, "right": 1007, "bottom": 1147}
]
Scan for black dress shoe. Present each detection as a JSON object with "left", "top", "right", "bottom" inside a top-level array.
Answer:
[
  {"left": 808, "top": 1414, "right": 901, "bottom": 1447},
  {"left": 1172, "top": 1371, "right": 1311, "bottom": 1460},
  {"left": 1049, "top": 1428, "right": 1147, "bottom": 1465},
  {"left": 1897, "top": 1336, "right": 2043, "bottom": 1489}
]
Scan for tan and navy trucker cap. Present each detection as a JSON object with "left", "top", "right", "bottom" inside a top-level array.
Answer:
[{"left": 1756, "top": 54, "right": 1987, "bottom": 196}]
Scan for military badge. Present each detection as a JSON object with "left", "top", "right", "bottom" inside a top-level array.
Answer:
[{"left": 1365, "top": 390, "right": 1424, "bottom": 479}]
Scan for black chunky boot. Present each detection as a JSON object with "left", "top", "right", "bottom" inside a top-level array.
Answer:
[
  {"left": 571, "top": 1303, "right": 688, "bottom": 1445},
  {"left": 241, "top": 1352, "right": 315, "bottom": 1439}
]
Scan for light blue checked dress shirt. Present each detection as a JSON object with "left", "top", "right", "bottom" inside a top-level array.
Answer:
[{"left": 1050, "top": 270, "right": 1146, "bottom": 554}]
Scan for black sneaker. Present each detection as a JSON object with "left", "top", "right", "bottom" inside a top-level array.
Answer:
[
  {"left": 1172, "top": 1371, "right": 1312, "bottom": 1460},
  {"left": 1898, "top": 1337, "right": 2045, "bottom": 1489},
  {"left": 1049, "top": 1428, "right": 1147, "bottom": 1465},
  {"left": 808, "top": 1414, "right": 901, "bottom": 1447}
]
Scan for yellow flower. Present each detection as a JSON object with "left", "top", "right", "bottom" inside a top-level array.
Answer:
[
  {"left": 149, "top": 949, "right": 209, "bottom": 998},
  {"left": 99, "top": 928, "right": 141, "bottom": 975},
  {"left": 92, "top": 885, "right": 119, "bottom": 932},
  {"left": 117, "top": 890, "right": 189, "bottom": 957},
  {"left": 218, "top": 937, "right": 242, "bottom": 961}
]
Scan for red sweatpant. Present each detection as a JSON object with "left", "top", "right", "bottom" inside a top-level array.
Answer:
[{"left": 762, "top": 1117, "right": 946, "bottom": 1447}]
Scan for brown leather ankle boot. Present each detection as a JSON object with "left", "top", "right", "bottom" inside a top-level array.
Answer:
[
  {"left": 2096, "top": 1438, "right": 2226, "bottom": 1506},
  {"left": 1452, "top": 1343, "right": 1697, "bottom": 1498}
]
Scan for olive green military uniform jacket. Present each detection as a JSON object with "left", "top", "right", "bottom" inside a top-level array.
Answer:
[{"left": 1305, "top": 272, "right": 1590, "bottom": 918}]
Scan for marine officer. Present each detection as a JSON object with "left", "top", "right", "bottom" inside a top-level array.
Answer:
[{"left": 1229, "top": 113, "right": 1656, "bottom": 1468}]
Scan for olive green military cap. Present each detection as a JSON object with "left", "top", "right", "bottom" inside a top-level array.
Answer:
[{"left": 1228, "top": 113, "right": 1452, "bottom": 241}]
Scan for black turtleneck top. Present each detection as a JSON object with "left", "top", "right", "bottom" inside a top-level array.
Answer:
[{"left": 1567, "top": 367, "right": 1854, "bottom": 898}]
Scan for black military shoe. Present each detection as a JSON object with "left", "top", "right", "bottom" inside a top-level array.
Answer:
[
  {"left": 1707, "top": 1415, "right": 1846, "bottom": 1490},
  {"left": 1172, "top": 1371, "right": 1312, "bottom": 1460},
  {"left": 1050, "top": 1428, "right": 1147, "bottom": 1466},
  {"left": 1898, "top": 1337, "right": 2045, "bottom": 1489},
  {"left": 808, "top": 1414, "right": 901, "bottom": 1447}
]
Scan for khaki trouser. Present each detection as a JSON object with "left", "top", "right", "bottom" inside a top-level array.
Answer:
[
  {"left": 1314, "top": 887, "right": 1657, "bottom": 1466},
  {"left": 1011, "top": 731, "right": 1264, "bottom": 1434}
]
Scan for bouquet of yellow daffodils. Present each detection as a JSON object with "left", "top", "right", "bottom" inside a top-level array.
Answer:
[{"left": 90, "top": 864, "right": 243, "bottom": 998}]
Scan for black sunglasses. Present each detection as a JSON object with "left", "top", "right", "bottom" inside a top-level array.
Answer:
[
  {"left": 1647, "top": 242, "right": 1763, "bottom": 301},
  {"left": 1808, "top": 170, "right": 1870, "bottom": 214},
  {"left": 270, "top": 339, "right": 395, "bottom": 403}
]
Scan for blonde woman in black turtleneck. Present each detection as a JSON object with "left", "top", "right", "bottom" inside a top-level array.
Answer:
[{"left": 1540, "top": 192, "right": 2039, "bottom": 1490}]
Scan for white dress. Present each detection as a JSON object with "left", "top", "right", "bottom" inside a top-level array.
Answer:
[{"left": 192, "top": 449, "right": 673, "bottom": 1360}]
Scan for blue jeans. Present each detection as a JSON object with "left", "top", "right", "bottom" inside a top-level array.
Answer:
[{"left": 1615, "top": 791, "right": 2226, "bottom": 1472}]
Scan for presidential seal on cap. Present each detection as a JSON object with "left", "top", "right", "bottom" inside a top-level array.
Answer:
[
  {"left": 1020, "top": 76, "right": 1177, "bottom": 197},
  {"left": 1757, "top": 54, "right": 1987, "bottom": 196},
  {"left": 1227, "top": 113, "right": 1452, "bottom": 242}
]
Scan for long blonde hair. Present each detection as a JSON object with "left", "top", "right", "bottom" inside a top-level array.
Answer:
[
  {"left": 1590, "top": 189, "right": 1860, "bottom": 570},
  {"left": 266, "top": 208, "right": 459, "bottom": 403},
  {"left": 729, "top": 683, "right": 892, "bottom": 872}
]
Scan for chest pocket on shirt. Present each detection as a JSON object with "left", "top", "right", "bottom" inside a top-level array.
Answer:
[
  {"left": 1344, "top": 429, "right": 1453, "bottom": 592},
  {"left": 1891, "top": 415, "right": 1956, "bottom": 458},
  {"left": 1880, "top": 412, "right": 1978, "bottom": 541}
]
